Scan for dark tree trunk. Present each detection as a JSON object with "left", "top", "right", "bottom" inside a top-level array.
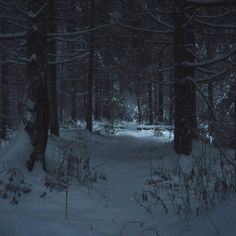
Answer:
[
  {"left": 0, "top": 62, "right": 7, "bottom": 141},
  {"left": 0, "top": 20, "right": 7, "bottom": 140},
  {"left": 103, "top": 72, "right": 112, "bottom": 122},
  {"left": 25, "top": 0, "right": 49, "bottom": 171},
  {"left": 206, "top": 35, "right": 215, "bottom": 136},
  {"left": 66, "top": 1, "right": 78, "bottom": 123},
  {"left": 86, "top": 0, "right": 95, "bottom": 131},
  {"left": 207, "top": 82, "right": 214, "bottom": 136},
  {"left": 94, "top": 75, "right": 101, "bottom": 121},
  {"left": 208, "top": 83, "right": 214, "bottom": 109},
  {"left": 59, "top": 66, "right": 64, "bottom": 123},
  {"left": 48, "top": 0, "right": 59, "bottom": 136},
  {"left": 71, "top": 87, "right": 77, "bottom": 121},
  {"left": 135, "top": 78, "right": 142, "bottom": 125},
  {"left": 173, "top": 1, "right": 196, "bottom": 155},
  {"left": 154, "top": 84, "right": 158, "bottom": 124},
  {"left": 158, "top": 61, "right": 164, "bottom": 122},
  {"left": 137, "top": 97, "right": 141, "bottom": 125},
  {"left": 186, "top": 9, "right": 197, "bottom": 140},
  {"left": 189, "top": 80, "right": 197, "bottom": 139},
  {"left": 83, "top": 94, "right": 87, "bottom": 121},
  {"left": 158, "top": 82, "right": 164, "bottom": 122},
  {"left": 233, "top": 74, "right": 236, "bottom": 160},
  {"left": 234, "top": 0, "right": 236, "bottom": 160},
  {"left": 173, "top": 1, "right": 191, "bottom": 155},
  {"left": 148, "top": 82, "right": 153, "bottom": 125},
  {"left": 169, "top": 85, "right": 174, "bottom": 125}
]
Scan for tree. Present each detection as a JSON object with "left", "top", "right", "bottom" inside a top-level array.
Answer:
[
  {"left": 48, "top": 0, "right": 59, "bottom": 136},
  {"left": 0, "top": 19, "right": 7, "bottom": 140},
  {"left": 25, "top": 0, "right": 49, "bottom": 171},
  {"left": 86, "top": 0, "right": 95, "bottom": 131},
  {"left": 173, "top": 0, "right": 197, "bottom": 155}
]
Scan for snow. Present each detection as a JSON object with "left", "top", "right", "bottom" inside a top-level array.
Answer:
[
  {"left": 0, "top": 128, "right": 32, "bottom": 171},
  {"left": 0, "top": 123, "right": 236, "bottom": 236}
]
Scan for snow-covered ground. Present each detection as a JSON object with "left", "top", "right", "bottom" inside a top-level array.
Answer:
[{"left": 0, "top": 123, "right": 235, "bottom": 236}]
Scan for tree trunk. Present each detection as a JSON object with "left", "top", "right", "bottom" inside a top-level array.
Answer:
[
  {"left": 48, "top": 0, "right": 59, "bottom": 136},
  {"left": 86, "top": 0, "right": 95, "bottom": 131},
  {"left": 173, "top": 1, "right": 196, "bottom": 155},
  {"left": 94, "top": 75, "right": 101, "bottom": 121},
  {"left": 148, "top": 82, "right": 153, "bottom": 125},
  {"left": 0, "top": 20, "right": 7, "bottom": 140},
  {"left": 137, "top": 97, "right": 141, "bottom": 125},
  {"left": 169, "top": 84, "right": 174, "bottom": 125},
  {"left": 208, "top": 83, "right": 214, "bottom": 110},
  {"left": 59, "top": 65, "right": 64, "bottom": 123},
  {"left": 154, "top": 84, "right": 158, "bottom": 124},
  {"left": 234, "top": 0, "right": 236, "bottom": 160},
  {"left": 71, "top": 87, "right": 77, "bottom": 121},
  {"left": 103, "top": 72, "right": 112, "bottom": 122},
  {"left": 158, "top": 82, "right": 164, "bottom": 122},
  {"left": 234, "top": 76, "right": 236, "bottom": 160},
  {"left": 0, "top": 61, "right": 7, "bottom": 141},
  {"left": 157, "top": 61, "right": 164, "bottom": 122},
  {"left": 186, "top": 8, "right": 197, "bottom": 140},
  {"left": 25, "top": 0, "right": 49, "bottom": 171},
  {"left": 206, "top": 35, "right": 215, "bottom": 136}
]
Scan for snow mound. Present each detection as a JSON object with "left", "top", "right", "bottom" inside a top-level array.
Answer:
[{"left": 0, "top": 129, "right": 32, "bottom": 172}]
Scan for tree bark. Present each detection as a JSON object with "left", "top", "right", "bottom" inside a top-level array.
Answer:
[
  {"left": 173, "top": 1, "right": 196, "bottom": 155},
  {"left": 169, "top": 83, "right": 174, "bottom": 125},
  {"left": 71, "top": 87, "right": 77, "bottom": 121},
  {"left": 94, "top": 75, "right": 101, "bottom": 121},
  {"left": 0, "top": 61, "right": 7, "bottom": 141},
  {"left": 25, "top": 0, "right": 49, "bottom": 171},
  {"left": 154, "top": 84, "right": 158, "bottom": 124},
  {"left": 148, "top": 82, "right": 153, "bottom": 125},
  {"left": 158, "top": 82, "right": 164, "bottom": 122},
  {"left": 66, "top": 1, "right": 78, "bottom": 123},
  {"left": 102, "top": 72, "right": 112, "bottom": 122},
  {"left": 0, "top": 20, "right": 7, "bottom": 140},
  {"left": 206, "top": 35, "right": 215, "bottom": 136},
  {"left": 234, "top": 78, "right": 236, "bottom": 160},
  {"left": 48, "top": 0, "right": 59, "bottom": 136},
  {"left": 86, "top": 0, "right": 95, "bottom": 131}
]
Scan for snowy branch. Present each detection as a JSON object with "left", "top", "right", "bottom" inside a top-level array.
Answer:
[
  {"left": 195, "top": 18, "right": 236, "bottom": 30},
  {"left": 183, "top": 47, "right": 236, "bottom": 67},
  {"left": 0, "top": 59, "right": 26, "bottom": 65},
  {"left": 0, "top": 31, "right": 26, "bottom": 40},
  {"left": 134, "top": 0, "right": 174, "bottom": 30},
  {"left": 195, "top": 66, "right": 232, "bottom": 83},
  {"left": 48, "top": 24, "right": 114, "bottom": 38},
  {"left": 196, "top": 10, "right": 236, "bottom": 19},
  {"left": 48, "top": 52, "right": 90, "bottom": 65},
  {"left": 117, "top": 21, "right": 172, "bottom": 34}
]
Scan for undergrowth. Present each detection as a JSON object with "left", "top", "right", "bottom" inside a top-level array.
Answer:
[{"left": 136, "top": 142, "right": 236, "bottom": 232}]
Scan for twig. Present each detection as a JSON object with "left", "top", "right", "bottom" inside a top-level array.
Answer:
[{"left": 206, "top": 212, "right": 220, "bottom": 235}]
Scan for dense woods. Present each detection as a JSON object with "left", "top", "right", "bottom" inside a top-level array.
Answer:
[
  {"left": 1, "top": 1, "right": 236, "bottom": 236},
  {"left": 0, "top": 0, "right": 235, "bottom": 167}
]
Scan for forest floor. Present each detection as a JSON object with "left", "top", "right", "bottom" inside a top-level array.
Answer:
[{"left": 0, "top": 122, "right": 236, "bottom": 236}]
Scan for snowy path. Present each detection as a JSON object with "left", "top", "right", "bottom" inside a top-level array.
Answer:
[{"left": 0, "top": 128, "right": 236, "bottom": 236}]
